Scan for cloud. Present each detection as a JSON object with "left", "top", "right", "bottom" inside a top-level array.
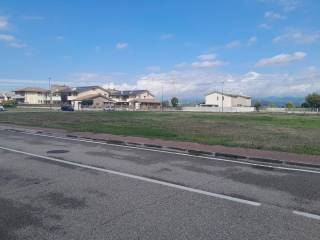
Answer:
[
  {"left": 0, "top": 34, "right": 15, "bottom": 42},
  {"left": 116, "top": 42, "right": 128, "bottom": 49},
  {"left": 258, "top": 23, "right": 271, "bottom": 29},
  {"left": 260, "top": 0, "right": 300, "bottom": 12},
  {"left": 8, "top": 42, "right": 27, "bottom": 48},
  {"left": 226, "top": 40, "right": 241, "bottom": 48},
  {"left": 0, "top": 16, "right": 8, "bottom": 30},
  {"left": 175, "top": 54, "right": 227, "bottom": 69},
  {"left": 197, "top": 54, "right": 216, "bottom": 61},
  {"left": 22, "top": 16, "right": 44, "bottom": 20},
  {"left": 101, "top": 65, "right": 319, "bottom": 98},
  {"left": 248, "top": 36, "right": 257, "bottom": 46},
  {"left": 160, "top": 33, "right": 175, "bottom": 40},
  {"left": 264, "top": 11, "right": 286, "bottom": 20},
  {"left": 146, "top": 66, "right": 161, "bottom": 72},
  {"left": 256, "top": 52, "right": 306, "bottom": 67},
  {"left": 273, "top": 31, "right": 320, "bottom": 44},
  {"left": 0, "top": 34, "right": 27, "bottom": 48},
  {"left": 191, "top": 60, "right": 226, "bottom": 68}
]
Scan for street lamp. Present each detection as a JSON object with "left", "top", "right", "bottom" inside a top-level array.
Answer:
[
  {"left": 221, "top": 80, "right": 225, "bottom": 113},
  {"left": 48, "top": 77, "right": 52, "bottom": 111}
]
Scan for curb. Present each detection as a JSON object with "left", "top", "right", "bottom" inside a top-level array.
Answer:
[{"left": 3, "top": 126, "right": 320, "bottom": 171}]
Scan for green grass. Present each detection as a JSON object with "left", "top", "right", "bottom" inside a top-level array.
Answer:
[{"left": 0, "top": 111, "right": 320, "bottom": 155}]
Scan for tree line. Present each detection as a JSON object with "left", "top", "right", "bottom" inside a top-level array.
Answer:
[{"left": 254, "top": 92, "right": 320, "bottom": 110}]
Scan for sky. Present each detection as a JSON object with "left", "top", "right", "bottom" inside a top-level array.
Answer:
[{"left": 0, "top": 0, "right": 319, "bottom": 99}]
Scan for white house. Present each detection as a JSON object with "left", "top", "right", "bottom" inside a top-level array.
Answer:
[{"left": 204, "top": 91, "right": 251, "bottom": 107}]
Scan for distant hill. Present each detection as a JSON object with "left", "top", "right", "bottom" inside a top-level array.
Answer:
[{"left": 252, "top": 96, "right": 305, "bottom": 107}]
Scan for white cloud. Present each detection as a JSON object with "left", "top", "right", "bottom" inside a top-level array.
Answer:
[
  {"left": 226, "top": 40, "right": 241, "bottom": 48},
  {"left": 197, "top": 54, "right": 216, "bottom": 61},
  {"left": 264, "top": 11, "right": 286, "bottom": 20},
  {"left": 146, "top": 66, "right": 161, "bottom": 72},
  {"left": 0, "top": 34, "right": 27, "bottom": 48},
  {"left": 191, "top": 60, "right": 226, "bottom": 68},
  {"left": 273, "top": 31, "right": 320, "bottom": 44},
  {"left": 116, "top": 42, "right": 128, "bottom": 49},
  {"left": 256, "top": 52, "right": 306, "bottom": 67},
  {"left": 0, "top": 34, "right": 15, "bottom": 42},
  {"left": 175, "top": 54, "right": 226, "bottom": 69},
  {"left": 160, "top": 33, "right": 175, "bottom": 40},
  {"left": 0, "top": 16, "right": 8, "bottom": 30},
  {"left": 248, "top": 36, "right": 257, "bottom": 46},
  {"left": 8, "top": 42, "right": 27, "bottom": 48},
  {"left": 260, "top": 0, "right": 300, "bottom": 12},
  {"left": 258, "top": 23, "right": 271, "bottom": 29}
]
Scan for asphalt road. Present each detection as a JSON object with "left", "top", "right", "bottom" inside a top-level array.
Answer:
[{"left": 0, "top": 128, "right": 320, "bottom": 239}]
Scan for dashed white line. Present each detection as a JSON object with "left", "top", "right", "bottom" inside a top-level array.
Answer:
[
  {"left": 293, "top": 210, "right": 320, "bottom": 221},
  {"left": 6, "top": 129, "right": 320, "bottom": 175},
  {"left": 0, "top": 145, "right": 261, "bottom": 207}
]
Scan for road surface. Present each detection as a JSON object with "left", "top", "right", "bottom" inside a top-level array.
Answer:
[{"left": 0, "top": 128, "right": 319, "bottom": 239}]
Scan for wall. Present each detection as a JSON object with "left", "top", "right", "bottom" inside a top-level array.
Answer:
[
  {"left": 183, "top": 106, "right": 255, "bottom": 112},
  {"left": 205, "top": 93, "right": 232, "bottom": 107}
]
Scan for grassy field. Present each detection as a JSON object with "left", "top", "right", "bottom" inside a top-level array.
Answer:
[{"left": 0, "top": 111, "right": 320, "bottom": 155}]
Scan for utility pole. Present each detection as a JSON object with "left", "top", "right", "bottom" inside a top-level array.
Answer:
[
  {"left": 48, "top": 77, "right": 52, "bottom": 111},
  {"left": 161, "top": 84, "right": 164, "bottom": 112},
  {"left": 221, "top": 80, "right": 225, "bottom": 113}
]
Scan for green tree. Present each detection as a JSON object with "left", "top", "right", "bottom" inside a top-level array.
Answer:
[
  {"left": 171, "top": 97, "right": 179, "bottom": 108},
  {"left": 254, "top": 101, "right": 262, "bottom": 111},
  {"left": 305, "top": 92, "right": 320, "bottom": 108},
  {"left": 285, "top": 102, "right": 294, "bottom": 109}
]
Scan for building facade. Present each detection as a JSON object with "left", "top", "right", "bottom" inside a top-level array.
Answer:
[{"left": 205, "top": 91, "right": 251, "bottom": 107}]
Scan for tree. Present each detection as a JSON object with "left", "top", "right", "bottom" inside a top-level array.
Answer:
[
  {"left": 285, "top": 102, "right": 294, "bottom": 109},
  {"left": 254, "top": 101, "right": 262, "bottom": 111},
  {"left": 171, "top": 97, "right": 179, "bottom": 108},
  {"left": 305, "top": 92, "right": 320, "bottom": 108},
  {"left": 301, "top": 102, "right": 309, "bottom": 108},
  {"left": 161, "top": 100, "right": 170, "bottom": 108}
]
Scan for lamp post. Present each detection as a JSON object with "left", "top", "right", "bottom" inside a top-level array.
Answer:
[
  {"left": 48, "top": 77, "right": 52, "bottom": 111},
  {"left": 221, "top": 80, "right": 225, "bottom": 113}
]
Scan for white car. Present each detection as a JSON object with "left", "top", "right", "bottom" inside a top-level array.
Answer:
[{"left": 0, "top": 106, "right": 4, "bottom": 111}]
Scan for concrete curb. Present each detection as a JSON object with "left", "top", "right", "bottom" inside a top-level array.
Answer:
[{"left": 3, "top": 126, "right": 320, "bottom": 170}]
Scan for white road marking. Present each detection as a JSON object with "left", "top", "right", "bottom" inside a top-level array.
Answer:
[
  {"left": 5, "top": 129, "right": 320, "bottom": 175},
  {"left": 0, "top": 145, "right": 261, "bottom": 207},
  {"left": 293, "top": 211, "right": 320, "bottom": 221}
]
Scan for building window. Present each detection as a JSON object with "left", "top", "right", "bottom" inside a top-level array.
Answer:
[{"left": 217, "top": 96, "right": 219, "bottom": 100}]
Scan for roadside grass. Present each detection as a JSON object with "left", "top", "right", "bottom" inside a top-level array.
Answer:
[{"left": 0, "top": 111, "right": 319, "bottom": 155}]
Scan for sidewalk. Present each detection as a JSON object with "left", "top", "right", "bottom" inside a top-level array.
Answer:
[{"left": 1, "top": 123, "right": 320, "bottom": 169}]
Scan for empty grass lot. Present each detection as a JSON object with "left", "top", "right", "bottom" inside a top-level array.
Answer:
[{"left": 0, "top": 111, "right": 320, "bottom": 155}]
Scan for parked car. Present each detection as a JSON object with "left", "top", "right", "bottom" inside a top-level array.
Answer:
[
  {"left": 104, "top": 106, "right": 115, "bottom": 112},
  {"left": 61, "top": 105, "right": 74, "bottom": 112},
  {"left": 0, "top": 106, "right": 4, "bottom": 111}
]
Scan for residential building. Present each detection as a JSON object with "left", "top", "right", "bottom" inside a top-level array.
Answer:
[
  {"left": 109, "top": 90, "right": 160, "bottom": 109},
  {"left": 14, "top": 87, "right": 50, "bottom": 104},
  {"left": 68, "top": 86, "right": 110, "bottom": 102},
  {"left": 71, "top": 93, "right": 115, "bottom": 110},
  {"left": 204, "top": 91, "right": 251, "bottom": 107}
]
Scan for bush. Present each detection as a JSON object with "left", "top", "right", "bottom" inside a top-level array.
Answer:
[
  {"left": 285, "top": 102, "right": 294, "bottom": 109},
  {"left": 1, "top": 100, "right": 17, "bottom": 108},
  {"left": 254, "top": 101, "right": 262, "bottom": 111}
]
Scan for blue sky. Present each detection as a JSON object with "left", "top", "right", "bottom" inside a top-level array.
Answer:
[{"left": 0, "top": 0, "right": 319, "bottom": 98}]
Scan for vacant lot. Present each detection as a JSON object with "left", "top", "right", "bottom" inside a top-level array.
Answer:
[{"left": 0, "top": 111, "right": 320, "bottom": 155}]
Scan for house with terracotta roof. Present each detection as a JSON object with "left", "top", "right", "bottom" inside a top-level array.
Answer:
[{"left": 71, "top": 93, "right": 115, "bottom": 110}]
